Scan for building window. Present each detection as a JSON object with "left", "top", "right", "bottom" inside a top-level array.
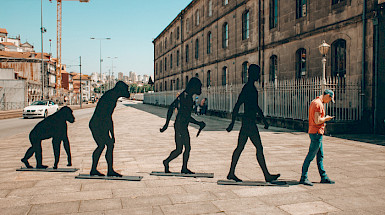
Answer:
[
  {"left": 165, "top": 57, "right": 167, "bottom": 72},
  {"left": 222, "top": 22, "right": 229, "bottom": 48},
  {"left": 242, "top": 62, "right": 248, "bottom": 83},
  {"left": 160, "top": 82, "right": 163, "bottom": 91},
  {"left": 242, "top": 10, "right": 250, "bottom": 40},
  {"left": 207, "top": 70, "right": 211, "bottom": 87},
  {"left": 176, "top": 78, "right": 180, "bottom": 90},
  {"left": 269, "top": 55, "right": 278, "bottom": 82},
  {"left": 195, "top": 39, "right": 199, "bottom": 59},
  {"left": 186, "top": 18, "right": 190, "bottom": 33},
  {"left": 332, "top": 39, "right": 346, "bottom": 78},
  {"left": 222, "top": 67, "right": 227, "bottom": 86},
  {"left": 165, "top": 38, "right": 167, "bottom": 49},
  {"left": 208, "top": 0, "right": 213, "bottom": 17},
  {"left": 296, "top": 48, "right": 306, "bottom": 78},
  {"left": 170, "top": 81, "right": 173, "bottom": 90},
  {"left": 170, "top": 32, "right": 173, "bottom": 45},
  {"left": 170, "top": 54, "right": 173, "bottom": 69},
  {"left": 160, "top": 60, "right": 162, "bottom": 73},
  {"left": 177, "top": 50, "right": 180, "bottom": 66},
  {"left": 186, "top": 76, "right": 189, "bottom": 87},
  {"left": 177, "top": 27, "right": 180, "bottom": 40},
  {"left": 207, "top": 32, "right": 212, "bottom": 54},
  {"left": 332, "top": 0, "right": 345, "bottom": 5},
  {"left": 223, "top": 0, "right": 228, "bottom": 6},
  {"left": 196, "top": 10, "right": 200, "bottom": 26},
  {"left": 186, "top": 45, "right": 189, "bottom": 62},
  {"left": 296, "top": 0, "right": 307, "bottom": 19},
  {"left": 165, "top": 81, "right": 167, "bottom": 91},
  {"left": 269, "top": 0, "right": 278, "bottom": 29},
  {"left": 155, "top": 63, "right": 158, "bottom": 75}
]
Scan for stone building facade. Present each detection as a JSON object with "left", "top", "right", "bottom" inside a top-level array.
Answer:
[{"left": 153, "top": 0, "right": 384, "bottom": 133}]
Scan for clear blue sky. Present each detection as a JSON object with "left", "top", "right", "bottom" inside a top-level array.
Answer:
[{"left": 1, "top": 0, "right": 192, "bottom": 77}]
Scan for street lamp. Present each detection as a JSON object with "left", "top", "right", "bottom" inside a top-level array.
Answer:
[
  {"left": 318, "top": 40, "right": 330, "bottom": 91},
  {"left": 107, "top": 57, "right": 118, "bottom": 90},
  {"left": 90, "top": 37, "right": 111, "bottom": 96}
]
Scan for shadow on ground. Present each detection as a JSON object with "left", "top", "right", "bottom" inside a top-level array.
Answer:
[{"left": 331, "top": 134, "right": 385, "bottom": 146}]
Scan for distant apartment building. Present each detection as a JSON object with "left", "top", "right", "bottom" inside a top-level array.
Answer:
[
  {"left": 118, "top": 72, "right": 124, "bottom": 80},
  {"left": 72, "top": 73, "right": 91, "bottom": 102}
]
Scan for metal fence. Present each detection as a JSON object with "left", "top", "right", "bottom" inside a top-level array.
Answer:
[{"left": 144, "top": 77, "right": 361, "bottom": 122}]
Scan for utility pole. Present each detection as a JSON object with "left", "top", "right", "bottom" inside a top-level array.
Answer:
[{"left": 41, "top": 0, "right": 46, "bottom": 100}]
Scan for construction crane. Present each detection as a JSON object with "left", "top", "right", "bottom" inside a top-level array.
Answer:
[{"left": 49, "top": 0, "right": 89, "bottom": 94}]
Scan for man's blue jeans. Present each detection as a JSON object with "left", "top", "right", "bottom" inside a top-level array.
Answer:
[{"left": 301, "top": 133, "right": 327, "bottom": 180}]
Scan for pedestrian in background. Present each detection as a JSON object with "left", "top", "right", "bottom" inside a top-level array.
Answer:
[{"left": 300, "top": 89, "right": 335, "bottom": 186}]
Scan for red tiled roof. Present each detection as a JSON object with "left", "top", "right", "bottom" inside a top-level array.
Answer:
[
  {"left": 1, "top": 42, "right": 16, "bottom": 47},
  {"left": 0, "top": 28, "right": 7, "bottom": 34},
  {"left": 0, "top": 50, "right": 32, "bottom": 58}
]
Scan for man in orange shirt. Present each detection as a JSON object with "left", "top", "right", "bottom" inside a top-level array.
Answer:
[{"left": 300, "top": 89, "right": 335, "bottom": 186}]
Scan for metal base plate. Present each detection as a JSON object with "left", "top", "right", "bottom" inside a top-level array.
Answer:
[
  {"left": 150, "top": 171, "right": 214, "bottom": 178},
  {"left": 217, "top": 180, "right": 288, "bottom": 186},
  {"left": 75, "top": 174, "right": 143, "bottom": 181},
  {"left": 16, "top": 167, "right": 79, "bottom": 172}
]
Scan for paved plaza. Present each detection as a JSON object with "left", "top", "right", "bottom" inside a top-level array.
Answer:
[{"left": 0, "top": 102, "right": 385, "bottom": 215}]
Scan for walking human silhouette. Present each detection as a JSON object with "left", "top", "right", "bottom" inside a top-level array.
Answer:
[
  {"left": 159, "top": 77, "right": 206, "bottom": 174},
  {"left": 89, "top": 81, "right": 130, "bottom": 177},
  {"left": 226, "top": 64, "right": 280, "bottom": 182},
  {"left": 21, "top": 106, "right": 75, "bottom": 169}
]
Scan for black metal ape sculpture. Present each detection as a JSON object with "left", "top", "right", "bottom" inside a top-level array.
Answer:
[
  {"left": 160, "top": 77, "right": 206, "bottom": 174},
  {"left": 89, "top": 81, "right": 130, "bottom": 177},
  {"left": 21, "top": 106, "right": 75, "bottom": 169}
]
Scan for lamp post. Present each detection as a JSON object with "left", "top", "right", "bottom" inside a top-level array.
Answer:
[
  {"left": 40, "top": 0, "right": 47, "bottom": 100},
  {"left": 107, "top": 57, "right": 118, "bottom": 90},
  {"left": 90, "top": 37, "right": 111, "bottom": 96},
  {"left": 318, "top": 40, "right": 330, "bottom": 91}
]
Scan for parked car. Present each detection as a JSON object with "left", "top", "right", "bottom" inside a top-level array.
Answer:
[{"left": 23, "top": 100, "right": 59, "bottom": 119}]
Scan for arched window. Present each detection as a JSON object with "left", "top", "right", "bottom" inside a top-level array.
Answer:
[
  {"left": 242, "top": 10, "right": 250, "bottom": 40},
  {"left": 222, "top": 67, "right": 227, "bottom": 86},
  {"left": 296, "top": 0, "right": 307, "bottom": 19},
  {"left": 185, "top": 45, "right": 189, "bottom": 62},
  {"left": 269, "top": 55, "right": 278, "bottom": 82},
  {"left": 170, "top": 54, "right": 173, "bottom": 69},
  {"left": 170, "top": 32, "right": 173, "bottom": 45},
  {"left": 207, "top": 70, "right": 211, "bottom": 87},
  {"left": 165, "top": 57, "right": 167, "bottom": 72},
  {"left": 160, "top": 60, "right": 162, "bottom": 73},
  {"left": 242, "top": 62, "right": 248, "bottom": 84},
  {"left": 269, "top": 0, "right": 278, "bottom": 29},
  {"left": 160, "top": 82, "right": 163, "bottom": 92},
  {"left": 222, "top": 22, "right": 229, "bottom": 48},
  {"left": 208, "top": 0, "right": 213, "bottom": 17},
  {"left": 177, "top": 27, "right": 180, "bottom": 40},
  {"left": 207, "top": 32, "right": 212, "bottom": 54},
  {"left": 155, "top": 63, "right": 158, "bottom": 75},
  {"left": 165, "top": 81, "right": 167, "bottom": 91},
  {"left": 176, "top": 50, "right": 180, "bottom": 67},
  {"left": 195, "top": 39, "right": 199, "bottom": 59},
  {"left": 331, "top": 39, "right": 346, "bottom": 78},
  {"left": 296, "top": 48, "right": 306, "bottom": 78},
  {"left": 165, "top": 37, "right": 167, "bottom": 49},
  {"left": 196, "top": 10, "right": 200, "bottom": 26},
  {"left": 176, "top": 78, "right": 180, "bottom": 90},
  {"left": 186, "top": 76, "right": 189, "bottom": 86},
  {"left": 170, "top": 81, "right": 173, "bottom": 91}
]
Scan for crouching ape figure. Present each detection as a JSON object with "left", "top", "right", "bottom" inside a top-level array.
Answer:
[
  {"left": 89, "top": 81, "right": 130, "bottom": 177},
  {"left": 21, "top": 106, "right": 75, "bottom": 169},
  {"left": 226, "top": 64, "right": 280, "bottom": 182},
  {"left": 160, "top": 77, "right": 206, "bottom": 174}
]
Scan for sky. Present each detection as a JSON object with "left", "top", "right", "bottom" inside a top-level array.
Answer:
[{"left": 1, "top": 0, "right": 192, "bottom": 77}]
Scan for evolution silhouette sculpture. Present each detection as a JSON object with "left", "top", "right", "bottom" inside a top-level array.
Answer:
[
  {"left": 89, "top": 81, "right": 130, "bottom": 177},
  {"left": 20, "top": 106, "right": 75, "bottom": 170},
  {"left": 158, "top": 77, "right": 206, "bottom": 175},
  {"left": 225, "top": 64, "right": 280, "bottom": 183}
]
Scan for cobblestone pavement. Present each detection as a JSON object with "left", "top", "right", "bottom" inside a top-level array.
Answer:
[{"left": 1, "top": 102, "right": 384, "bottom": 215}]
